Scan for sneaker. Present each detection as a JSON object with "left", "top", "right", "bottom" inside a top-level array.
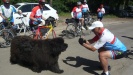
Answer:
[
  {"left": 87, "top": 26, "right": 90, "bottom": 30},
  {"left": 101, "top": 72, "right": 110, "bottom": 75},
  {"left": 98, "top": 65, "right": 111, "bottom": 71},
  {"left": 0, "top": 43, "right": 6, "bottom": 48},
  {"left": 81, "top": 26, "right": 86, "bottom": 30}
]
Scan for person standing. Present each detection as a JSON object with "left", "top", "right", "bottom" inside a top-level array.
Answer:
[{"left": 97, "top": 4, "right": 105, "bottom": 21}]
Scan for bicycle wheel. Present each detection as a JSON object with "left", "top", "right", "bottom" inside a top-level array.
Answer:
[
  {"left": 0, "top": 23, "right": 3, "bottom": 30},
  {"left": 66, "top": 23, "right": 76, "bottom": 39},
  {"left": 18, "top": 25, "right": 32, "bottom": 36},
  {"left": 75, "top": 24, "right": 85, "bottom": 37},
  {"left": 89, "top": 18, "right": 96, "bottom": 25},
  {"left": 2, "top": 29, "right": 15, "bottom": 46},
  {"left": 24, "top": 26, "right": 33, "bottom": 35},
  {"left": 29, "top": 33, "right": 34, "bottom": 38},
  {"left": 29, "top": 33, "right": 41, "bottom": 39}
]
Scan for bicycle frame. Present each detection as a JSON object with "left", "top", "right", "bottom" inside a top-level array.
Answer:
[
  {"left": 65, "top": 18, "right": 84, "bottom": 39},
  {"left": 39, "top": 23, "right": 54, "bottom": 39},
  {"left": 16, "top": 13, "right": 31, "bottom": 35},
  {"left": 0, "top": 21, "right": 16, "bottom": 47},
  {"left": 30, "top": 16, "right": 56, "bottom": 40},
  {"left": 32, "top": 22, "right": 56, "bottom": 40}
]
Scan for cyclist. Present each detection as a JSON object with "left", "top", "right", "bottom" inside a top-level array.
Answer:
[
  {"left": 81, "top": 0, "right": 90, "bottom": 29},
  {"left": 97, "top": 4, "right": 105, "bottom": 21},
  {"left": 29, "top": 0, "right": 46, "bottom": 39},
  {"left": 0, "top": 0, "right": 22, "bottom": 31},
  {"left": 71, "top": 1, "right": 86, "bottom": 30},
  {"left": 78, "top": 21, "right": 127, "bottom": 75},
  {"left": 81, "top": 0, "right": 90, "bottom": 14}
]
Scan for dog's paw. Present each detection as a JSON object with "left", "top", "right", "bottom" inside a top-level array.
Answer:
[
  {"left": 51, "top": 69, "right": 64, "bottom": 74},
  {"left": 31, "top": 67, "right": 41, "bottom": 73},
  {"left": 56, "top": 69, "right": 64, "bottom": 74},
  {"left": 10, "top": 57, "right": 18, "bottom": 64}
]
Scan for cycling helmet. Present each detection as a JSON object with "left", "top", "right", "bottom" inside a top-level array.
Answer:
[
  {"left": 84, "top": 0, "right": 87, "bottom": 2},
  {"left": 39, "top": 0, "right": 45, "bottom": 5},
  {"left": 2, "top": 0, "right": 10, "bottom": 3},
  {"left": 77, "top": 2, "right": 81, "bottom": 6}
]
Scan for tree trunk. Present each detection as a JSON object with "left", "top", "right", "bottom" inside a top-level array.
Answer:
[
  {"left": 125, "top": 0, "right": 130, "bottom": 8},
  {"left": 116, "top": 0, "right": 122, "bottom": 10},
  {"left": 123, "top": 0, "right": 126, "bottom": 9},
  {"left": 50, "top": 0, "right": 52, "bottom": 6}
]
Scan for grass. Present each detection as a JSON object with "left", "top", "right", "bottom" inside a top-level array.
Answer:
[
  {"left": 104, "top": 14, "right": 118, "bottom": 18},
  {"left": 59, "top": 12, "right": 71, "bottom": 17},
  {"left": 58, "top": 12, "right": 118, "bottom": 23},
  {"left": 58, "top": 12, "right": 71, "bottom": 23},
  {"left": 59, "top": 12, "right": 117, "bottom": 18}
]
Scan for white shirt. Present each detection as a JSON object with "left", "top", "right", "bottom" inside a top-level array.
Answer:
[{"left": 93, "top": 28, "right": 126, "bottom": 51}]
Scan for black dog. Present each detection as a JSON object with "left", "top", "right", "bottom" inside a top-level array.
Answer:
[{"left": 10, "top": 36, "right": 68, "bottom": 73}]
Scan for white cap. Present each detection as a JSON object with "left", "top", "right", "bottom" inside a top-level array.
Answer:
[{"left": 89, "top": 21, "right": 104, "bottom": 30}]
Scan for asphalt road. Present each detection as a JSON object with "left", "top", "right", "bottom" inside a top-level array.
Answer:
[{"left": 0, "top": 18, "right": 133, "bottom": 75}]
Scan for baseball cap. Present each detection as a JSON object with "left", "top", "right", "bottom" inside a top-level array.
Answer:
[{"left": 89, "top": 21, "right": 104, "bottom": 30}]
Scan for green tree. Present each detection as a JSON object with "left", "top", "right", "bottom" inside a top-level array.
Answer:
[{"left": 0, "top": 0, "right": 133, "bottom": 13}]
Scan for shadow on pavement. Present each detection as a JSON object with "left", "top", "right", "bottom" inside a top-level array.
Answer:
[
  {"left": 125, "top": 50, "right": 133, "bottom": 59},
  {"left": 121, "top": 36, "right": 133, "bottom": 40},
  {"left": 63, "top": 56, "right": 102, "bottom": 75},
  {"left": 121, "top": 36, "right": 133, "bottom": 59}
]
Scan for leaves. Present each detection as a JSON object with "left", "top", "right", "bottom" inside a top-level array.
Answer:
[{"left": 0, "top": 0, "right": 133, "bottom": 14}]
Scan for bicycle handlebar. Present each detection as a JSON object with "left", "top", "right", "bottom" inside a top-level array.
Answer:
[
  {"left": 45, "top": 16, "right": 55, "bottom": 22},
  {"left": 16, "top": 13, "right": 28, "bottom": 19},
  {"left": 45, "top": 16, "right": 56, "bottom": 27}
]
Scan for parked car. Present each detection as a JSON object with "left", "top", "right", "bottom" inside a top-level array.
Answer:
[
  {"left": 116, "top": 6, "right": 133, "bottom": 17},
  {"left": 0, "top": 3, "right": 59, "bottom": 26}
]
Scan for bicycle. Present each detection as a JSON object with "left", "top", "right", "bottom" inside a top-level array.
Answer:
[
  {"left": 29, "top": 16, "right": 56, "bottom": 40},
  {"left": 15, "top": 13, "right": 32, "bottom": 35},
  {"left": 83, "top": 12, "right": 96, "bottom": 28},
  {"left": 64, "top": 18, "right": 84, "bottom": 39},
  {"left": 0, "top": 21, "right": 16, "bottom": 47}
]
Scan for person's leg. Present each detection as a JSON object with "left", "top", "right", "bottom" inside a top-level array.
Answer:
[
  {"left": 34, "top": 28, "right": 40, "bottom": 39},
  {"left": 3, "top": 22, "right": 8, "bottom": 28},
  {"left": 98, "top": 48, "right": 112, "bottom": 75},
  {"left": 79, "top": 18, "right": 85, "bottom": 30},
  {"left": 100, "top": 17, "right": 103, "bottom": 21},
  {"left": 10, "top": 22, "right": 18, "bottom": 35},
  {"left": 32, "top": 21, "right": 40, "bottom": 39},
  {"left": 97, "top": 16, "right": 100, "bottom": 21},
  {"left": 79, "top": 18, "right": 84, "bottom": 26}
]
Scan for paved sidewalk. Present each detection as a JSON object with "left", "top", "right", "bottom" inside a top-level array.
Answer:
[{"left": 0, "top": 18, "right": 133, "bottom": 75}]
